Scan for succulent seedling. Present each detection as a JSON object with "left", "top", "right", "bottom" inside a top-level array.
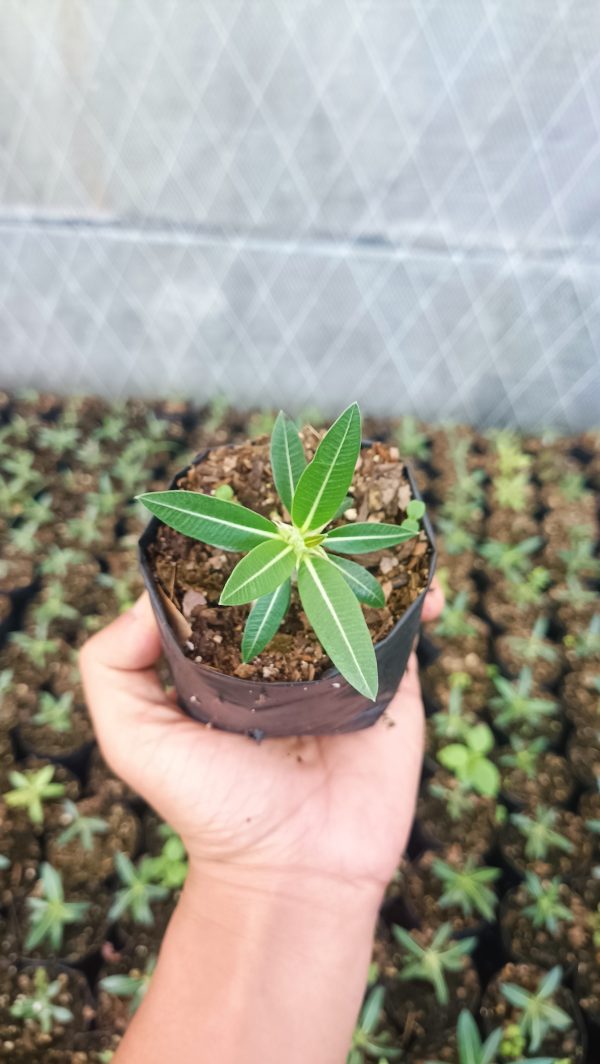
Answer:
[
  {"left": 433, "top": 593, "right": 478, "bottom": 639},
  {"left": 436, "top": 517, "right": 477, "bottom": 556},
  {"left": 143, "top": 826, "right": 188, "bottom": 890},
  {"left": 66, "top": 505, "right": 108, "bottom": 549},
  {"left": 32, "top": 691, "right": 75, "bottom": 733},
  {"left": 394, "top": 415, "right": 430, "bottom": 461},
  {"left": 4, "top": 766, "right": 65, "bottom": 825},
  {"left": 489, "top": 668, "right": 558, "bottom": 731},
  {"left": 100, "top": 955, "right": 157, "bottom": 1016},
  {"left": 431, "top": 855, "right": 500, "bottom": 922},
  {"left": 499, "top": 737, "right": 549, "bottom": 781},
  {"left": 505, "top": 567, "right": 552, "bottom": 608},
  {"left": 431, "top": 676, "right": 475, "bottom": 744},
  {"left": 510, "top": 807, "right": 574, "bottom": 863},
  {"left": 109, "top": 853, "right": 169, "bottom": 926},
  {"left": 25, "top": 863, "right": 90, "bottom": 951},
  {"left": 492, "top": 432, "right": 531, "bottom": 477},
  {"left": 56, "top": 799, "right": 109, "bottom": 852},
  {"left": 479, "top": 537, "right": 543, "bottom": 581},
  {"left": 520, "top": 873, "right": 574, "bottom": 934},
  {"left": 21, "top": 492, "right": 54, "bottom": 528},
  {"left": 500, "top": 965, "right": 572, "bottom": 1054},
  {"left": 10, "top": 966, "right": 74, "bottom": 1033},
  {"left": 393, "top": 922, "right": 475, "bottom": 1007},
  {"left": 139, "top": 405, "right": 425, "bottom": 699},
  {"left": 347, "top": 985, "right": 401, "bottom": 1063},
  {"left": 37, "top": 422, "right": 80, "bottom": 453},
  {"left": 430, "top": 1009, "right": 502, "bottom": 1064},
  {"left": 428, "top": 779, "right": 477, "bottom": 823},
  {"left": 502, "top": 617, "right": 559, "bottom": 665},
  {"left": 437, "top": 723, "right": 500, "bottom": 799},
  {"left": 559, "top": 526, "right": 600, "bottom": 581},
  {"left": 564, "top": 614, "right": 600, "bottom": 660}
]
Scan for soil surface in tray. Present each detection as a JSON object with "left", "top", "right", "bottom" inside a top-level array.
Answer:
[{"left": 148, "top": 432, "right": 432, "bottom": 684}]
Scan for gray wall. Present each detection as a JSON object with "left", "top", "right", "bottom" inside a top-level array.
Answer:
[{"left": 0, "top": 0, "right": 599, "bottom": 428}]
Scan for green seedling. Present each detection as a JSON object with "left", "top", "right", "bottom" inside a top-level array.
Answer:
[
  {"left": 21, "top": 492, "right": 54, "bottom": 528},
  {"left": 94, "top": 411, "right": 129, "bottom": 443},
  {"left": 431, "top": 856, "right": 500, "bottom": 922},
  {"left": 37, "top": 422, "right": 80, "bottom": 452},
  {"left": 3, "top": 451, "right": 43, "bottom": 490},
  {"left": 0, "top": 854, "right": 10, "bottom": 871},
  {"left": 499, "top": 737, "right": 549, "bottom": 781},
  {"left": 587, "top": 905, "right": 600, "bottom": 949},
  {"left": 347, "top": 985, "right": 401, "bottom": 1063},
  {"left": 94, "top": 474, "right": 127, "bottom": 516},
  {"left": 77, "top": 437, "right": 105, "bottom": 469},
  {"left": 0, "top": 667, "right": 14, "bottom": 697},
  {"left": 39, "top": 546, "right": 88, "bottom": 578},
  {"left": 100, "top": 955, "right": 157, "bottom": 1016},
  {"left": 431, "top": 677, "right": 475, "bottom": 744},
  {"left": 489, "top": 668, "right": 558, "bottom": 731},
  {"left": 559, "top": 526, "right": 600, "bottom": 581},
  {"left": 32, "top": 691, "right": 75, "bottom": 733},
  {"left": 428, "top": 779, "right": 476, "bottom": 823},
  {"left": 428, "top": 1009, "right": 556, "bottom": 1064},
  {"left": 9, "top": 520, "right": 40, "bottom": 554},
  {"left": 56, "top": 799, "right": 109, "bottom": 852},
  {"left": 138, "top": 404, "right": 425, "bottom": 700},
  {"left": 492, "top": 431, "right": 532, "bottom": 477},
  {"left": 143, "top": 826, "right": 188, "bottom": 890},
  {"left": 436, "top": 517, "right": 477, "bottom": 556},
  {"left": 96, "top": 571, "right": 139, "bottom": 613},
  {"left": 66, "top": 505, "right": 108, "bottom": 548},
  {"left": 10, "top": 966, "right": 74, "bottom": 1033},
  {"left": 433, "top": 592, "right": 478, "bottom": 639},
  {"left": 4, "top": 766, "right": 65, "bottom": 825},
  {"left": 510, "top": 806, "right": 574, "bottom": 863},
  {"left": 437, "top": 723, "right": 500, "bottom": 799},
  {"left": 479, "top": 537, "right": 543, "bottom": 581},
  {"left": 109, "top": 853, "right": 169, "bottom": 926},
  {"left": 500, "top": 965, "right": 572, "bottom": 1054},
  {"left": 505, "top": 567, "right": 552, "bottom": 608},
  {"left": 521, "top": 873, "right": 573, "bottom": 934},
  {"left": 393, "top": 922, "right": 475, "bottom": 1007},
  {"left": 34, "top": 583, "right": 78, "bottom": 629},
  {"left": 25, "top": 863, "right": 89, "bottom": 952},
  {"left": 201, "top": 395, "right": 230, "bottom": 435},
  {"left": 494, "top": 471, "right": 530, "bottom": 512},
  {"left": 394, "top": 415, "right": 430, "bottom": 461},
  {"left": 502, "top": 617, "right": 559, "bottom": 665},
  {"left": 564, "top": 614, "right": 600, "bottom": 660},
  {"left": 213, "top": 483, "right": 237, "bottom": 504},
  {"left": 248, "top": 410, "right": 277, "bottom": 438}
]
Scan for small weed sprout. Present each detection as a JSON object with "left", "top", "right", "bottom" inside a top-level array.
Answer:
[
  {"left": 510, "top": 807, "right": 574, "bottom": 863},
  {"left": 109, "top": 853, "right": 169, "bottom": 926},
  {"left": 393, "top": 923, "right": 475, "bottom": 1007},
  {"left": 100, "top": 955, "right": 157, "bottom": 1016},
  {"left": 57, "top": 800, "right": 109, "bottom": 852},
  {"left": 437, "top": 723, "right": 500, "bottom": 799},
  {"left": 500, "top": 965, "right": 572, "bottom": 1054},
  {"left": 347, "top": 985, "right": 402, "bottom": 1063},
  {"left": 10, "top": 966, "right": 74, "bottom": 1034},
  {"left": 25, "top": 863, "right": 90, "bottom": 952},
  {"left": 520, "top": 873, "right": 574, "bottom": 934},
  {"left": 4, "top": 766, "right": 66, "bottom": 825},
  {"left": 431, "top": 856, "right": 500, "bottom": 922}
]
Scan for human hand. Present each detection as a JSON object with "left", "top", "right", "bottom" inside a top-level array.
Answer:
[{"left": 80, "top": 581, "right": 443, "bottom": 898}]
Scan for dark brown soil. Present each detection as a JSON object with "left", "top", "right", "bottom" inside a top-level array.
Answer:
[
  {"left": 0, "top": 810, "right": 40, "bottom": 906},
  {"left": 96, "top": 941, "right": 156, "bottom": 1036},
  {"left": 17, "top": 706, "right": 94, "bottom": 761},
  {"left": 148, "top": 436, "right": 432, "bottom": 684},
  {"left": 502, "top": 880, "right": 590, "bottom": 969},
  {"left": 481, "top": 962, "right": 584, "bottom": 1061},
  {"left": 568, "top": 727, "right": 600, "bottom": 788},
  {"left": 500, "top": 810, "right": 594, "bottom": 881},
  {"left": 422, "top": 656, "right": 491, "bottom": 715},
  {"left": 497, "top": 751, "right": 574, "bottom": 808},
  {"left": 485, "top": 508, "right": 539, "bottom": 544},
  {"left": 387, "top": 846, "right": 496, "bottom": 935},
  {"left": 562, "top": 668, "right": 600, "bottom": 728},
  {"left": 494, "top": 633, "right": 564, "bottom": 688},
  {"left": 416, "top": 774, "right": 496, "bottom": 857}
]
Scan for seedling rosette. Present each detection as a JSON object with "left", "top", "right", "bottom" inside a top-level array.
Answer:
[{"left": 138, "top": 404, "right": 435, "bottom": 737}]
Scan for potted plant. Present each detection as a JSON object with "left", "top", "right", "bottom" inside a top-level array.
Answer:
[{"left": 137, "top": 404, "right": 435, "bottom": 737}]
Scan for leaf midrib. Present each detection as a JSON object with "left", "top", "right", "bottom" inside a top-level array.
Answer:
[{"left": 303, "top": 556, "right": 370, "bottom": 688}]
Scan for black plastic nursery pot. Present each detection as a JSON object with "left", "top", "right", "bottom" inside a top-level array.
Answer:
[{"left": 138, "top": 445, "right": 436, "bottom": 739}]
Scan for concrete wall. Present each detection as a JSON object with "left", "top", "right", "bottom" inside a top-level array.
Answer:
[{"left": 0, "top": 0, "right": 599, "bottom": 428}]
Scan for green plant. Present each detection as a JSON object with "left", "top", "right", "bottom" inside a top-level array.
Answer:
[
  {"left": 564, "top": 614, "right": 600, "bottom": 659},
  {"left": 559, "top": 526, "right": 600, "bottom": 581},
  {"left": 431, "top": 856, "right": 500, "bottom": 922},
  {"left": 510, "top": 807, "right": 574, "bottom": 863},
  {"left": 39, "top": 546, "right": 88, "bottom": 578},
  {"left": 10, "top": 629, "right": 62, "bottom": 670},
  {"left": 143, "top": 826, "right": 188, "bottom": 890},
  {"left": 32, "top": 691, "right": 75, "bottom": 732},
  {"left": 109, "top": 853, "right": 169, "bottom": 926},
  {"left": 347, "top": 985, "right": 401, "bottom": 1063},
  {"left": 499, "top": 737, "right": 549, "bottom": 781},
  {"left": 100, "top": 955, "right": 157, "bottom": 1016},
  {"left": 520, "top": 873, "right": 573, "bottom": 934},
  {"left": 10, "top": 966, "right": 74, "bottom": 1033},
  {"left": 3, "top": 451, "right": 43, "bottom": 490},
  {"left": 505, "top": 567, "right": 551, "bottom": 608},
  {"left": 433, "top": 593, "right": 478, "bottom": 639},
  {"left": 96, "top": 571, "right": 139, "bottom": 612},
  {"left": 479, "top": 537, "right": 543, "bottom": 581},
  {"left": 431, "top": 677, "right": 475, "bottom": 744},
  {"left": 393, "top": 922, "right": 476, "bottom": 1006},
  {"left": 437, "top": 723, "right": 500, "bottom": 798},
  {"left": 139, "top": 404, "right": 425, "bottom": 699},
  {"left": 9, "top": 520, "right": 40, "bottom": 554},
  {"left": 428, "top": 1009, "right": 557, "bottom": 1064},
  {"left": 436, "top": 517, "right": 477, "bottom": 555},
  {"left": 4, "top": 766, "right": 66, "bottom": 825},
  {"left": 394, "top": 415, "right": 430, "bottom": 460},
  {"left": 25, "top": 863, "right": 89, "bottom": 951},
  {"left": 248, "top": 410, "right": 277, "bottom": 437},
  {"left": 493, "top": 432, "right": 531, "bottom": 477},
  {"left": 500, "top": 965, "right": 572, "bottom": 1054},
  {"left": 428, "top": 779, "right": 477, "bottom": 823},
  {"left": 201, "top": 395, "right": 230, "bottom": 435},
  {"left": 56, "top": 799, "right": 109, "bottom": 852},
  {"left": 489, "top": 668, "right": 557, "bottom": 731},
  {"left": 21, "top": 492, "right": 54, "bottom": 527},
  {"left": 37, "top": 422, "right": 80, "bottom": 452},
  {"left": 66, "top": 505, "right": 108, "bottom": 548},
  {"left": 502, "top": 617, "right": 559, "bottom": 665},
  {"left": 0, "top": 854, "right": 10, "bottom": 871}
]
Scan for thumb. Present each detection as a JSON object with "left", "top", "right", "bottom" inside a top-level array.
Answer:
[{"left": 79, "top": 593, "right": 178, "bottom": 781}]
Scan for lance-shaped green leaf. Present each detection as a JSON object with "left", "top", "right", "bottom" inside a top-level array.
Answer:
[
  {"left": 270, "top": 412, "right": 306, "bottom": 512},
  {"left": 323, "top": 520, "right": 419, "bottom": 555},
  {"left": 220, "top": 540, "right": 295, "bottom": 606},
  {"left": 291, "top": 403, "right": 361, "bottom": 532},
  {"left": 242, "top": 580, "right": 291, "bottom": 662},
  {"left": 297, "top": 555, "right": 378, "bottom": 700},
  {"left": 325, "top": 554, "right": 385, "bottom": 607},
  {"left": 136, "top": 490, "right": 278, "bottom": 552}
]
